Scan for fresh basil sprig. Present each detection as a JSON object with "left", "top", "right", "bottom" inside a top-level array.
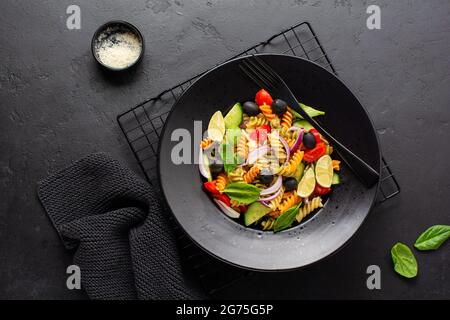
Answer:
[
  {"left": 414, "top": 225, "right": 450, "bottom": 251},
  {"left": 292, "top": 103, "right": 325, "bottom": 119},
  {"left": 391, "top": 242, "right": 418, "bottom": 278},
  {"left": 273, "top": 204, "right": 301, "bottom": 233},
  {"left": 223, "top": 183, "right": 260, "bottom": 205}
]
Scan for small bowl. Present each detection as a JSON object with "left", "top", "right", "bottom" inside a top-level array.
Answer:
[{"left": 91, "top": 20, "right": 145, "bottom": 71}]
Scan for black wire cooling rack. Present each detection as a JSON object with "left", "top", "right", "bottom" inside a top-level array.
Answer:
[{"left": 117, "top": 21, "right": 400, "bottom": 296}]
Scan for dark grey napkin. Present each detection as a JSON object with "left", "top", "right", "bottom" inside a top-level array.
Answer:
[{"left": 37, "top": 152, "right": 204, "bottom": 300}]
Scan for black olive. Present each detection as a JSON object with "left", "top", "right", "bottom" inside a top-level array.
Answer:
[
  {"left": 283, "top": 177, "right": 298, "bottom": 192},
  {"left": 271, "top": 99, "right": 288, "bottom": 115},
  {"left": 303, "top": 132, "right": 317, "bottom": 149},
  {"left": 209, "top": 163, "right": 223, "bottom": 176},
  {"left": 259, "top": 171, "right": 274, "bottom": 185},
  {"left": 242, "top": 101, "right": 260, "bottom": 116}
]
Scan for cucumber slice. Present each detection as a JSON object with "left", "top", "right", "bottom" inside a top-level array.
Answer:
[
  {"left": 224, "top": 102, "right": 243, "bottom": 129},
  {"left": 332, "top": 172, "right": 340, "bottom": 185},
  {"left": 244, "top": 202, "right": 272, "bottom": 226},
  {"left": 293, "top": 119, "right": 314, "bottom": 132}
]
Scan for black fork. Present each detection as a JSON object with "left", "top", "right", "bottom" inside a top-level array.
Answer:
[{"left": 239, "top": 55, "right": 379, "bottom": 188}]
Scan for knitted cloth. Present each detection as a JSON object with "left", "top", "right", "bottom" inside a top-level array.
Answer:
[{"left": 37, "top": 153, "right": 204, "bottom": 300}]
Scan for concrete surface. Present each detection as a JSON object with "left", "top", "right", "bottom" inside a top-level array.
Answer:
[{"left": 0, "top": 0, "right": 449, "bottom": 299}]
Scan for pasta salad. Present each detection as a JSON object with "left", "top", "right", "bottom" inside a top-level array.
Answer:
[{"left": 199, "top": 89, "right": 341, "bottom": 232}]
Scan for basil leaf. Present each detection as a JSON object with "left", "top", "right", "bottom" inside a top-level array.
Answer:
[
  {"left": 414, "top": 225, "right": 450, "bottom": 251},
  {"left": 273, "top": 204, "right": 301, "bottom": 233},
  {"left": 223, "top": 182, "right": 260, "bottom": 204},
  {"left": 292, "top": 103, "right": 325, "bottom": 119},
  {"left": 391, "top": 242, "right": 418, "bottom": 278}
]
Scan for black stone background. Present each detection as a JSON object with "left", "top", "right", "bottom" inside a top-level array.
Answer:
[{"left": 0, "top": 0, "right": 449, "bottom": 299}]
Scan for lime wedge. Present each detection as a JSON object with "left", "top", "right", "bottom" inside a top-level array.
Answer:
[
  {"left": 208, "top": 111, "right": 225, "bottom": 142},
  {"left": 297, "top": 166, "right": 315, "bottom": 198},
  {"left": 315, "top": 155, "right": 333, "bottom": 188},
  {"left": 224, "top": 103, "right": 243, "bottom": 129}
]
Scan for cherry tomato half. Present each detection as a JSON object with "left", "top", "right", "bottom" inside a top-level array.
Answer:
[
  {"left": 303, "top": 142, "right": 327, "bottom": 162},
  {"left": 314, "top": 184, "right": 331, "bottom": 196},
  {"left": 203, "top": 181, "right": 219, "bottom": 195},
  {"left": 214, "top": 193, "right": 232, "bottom": 207},
  {"left": 232, "top": 204, "right": 248, "bottom": 213},
  {"left": 259, "top": 124, "right": 272, "bottom": 134},
  {"left": 255, "top": 89, "right": 273, "bottom": 106},
  {"left": 309, "top": 128, "right": 321, "bottom": 144},
  {"left": 249, "top": 125, "right": 271, "bottom": 143}
]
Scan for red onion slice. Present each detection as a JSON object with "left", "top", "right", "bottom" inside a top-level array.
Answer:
[
  {"left": 288, "top": 126, "right": 301, "bottom": 132},
  {"left": 260, "top": 175, "right": 282, "bottom": 196},
  {"left": 260, "top": 201, "right": 271, "bottom": 208},
  {"left": 247, "top": 144, "right": 270, "bottom": 165},
  {"left": 198, "top": 148, "right": 212, "bottom": 180},
  {"left": 279, "top": 136, "right": 291, "bottom": 163},
  {"left": 214, "top": 199, "right": 240, "bottom": 218},
  {"left": 258, "top": 185, "right": 282, "bottom": 202},
  {"left": 289, "top": 128, "right": 304, "bottom": 154}
]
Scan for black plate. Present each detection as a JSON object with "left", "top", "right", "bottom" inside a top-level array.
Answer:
[{"left": 159, "top": 54, "right": 381, "bottom": 271}]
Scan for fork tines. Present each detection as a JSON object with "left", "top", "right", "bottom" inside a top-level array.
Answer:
[{"left": 239, "top": 56, "right": 281, "bottom": 92}]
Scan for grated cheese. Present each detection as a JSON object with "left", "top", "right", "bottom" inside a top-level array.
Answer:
[{"left": 95, "top": 28, "right": 142, "bottom": 69}]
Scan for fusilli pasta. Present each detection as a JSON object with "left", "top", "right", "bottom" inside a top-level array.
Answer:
[
  {"left": 243, "top": 166, "right": 260, "bottom": 184},
  {"left": 247, "top": 138, "right": 258, "bottom": 154},
  {"left": 259, "top": 103, "right": 276, "bottom": 121},
  {"left": 228, "top": 167, "right": 245, "bottom": 182},
  {"left": 261, "top": 218, "right": 275, "bottom": 231},
  {"left": 253, "top": 181, "right": 268, "bottom": 190},
  {"left": 230, "top": 199, "right": 241, "bottom": 207},
  {"left": 286, "top": 137, "right": 296, "bottom": 148},
  {"left": 200, "top": 138, "right": 213, "bottom": 149},
  {"left": 278, "top": 192, "right": 301, "bottom": 215},
  {"left": 215, "top": 173, "right": 228, "bottom": 192},
  {"left": 270, "top": 116, "right": 281, "bottom": 129},
  {"left": 246, "top": 113, "right": 268, "bottom": 129},
  {"left": 255, "top": 155, "right": 270, "bottom": 171},
  {"left": 268, "top": 210, "right": 281, "bottom": 218},
  {"left": 280, "top": 124, "right": 300, "bottom": 139},
  {"left": 237, "top": 132, "right": 249, "bottom": 160},
  {"left": 268, "top": 132, "right": 287, "bottom": 164},
  {"left": 255, "top": 155, "right": 278, "bottom": 174},
  {"left": 278, "top": 150, "right": 304, "bottom": 176},
  {"left": 281, "top": 107, "right": 293, "bottom": 129},
  {"left": 268, "top": 187, "right": 284, "bottom": 210},
  {"left": 296, "top": 196, "right": 323, "bottom": 223},
  {"left": 278, "top": 126, "right": 289, "bottom": 139},
  {"left": 332, "top": 160, "right": 341, "bottom": 171}
]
